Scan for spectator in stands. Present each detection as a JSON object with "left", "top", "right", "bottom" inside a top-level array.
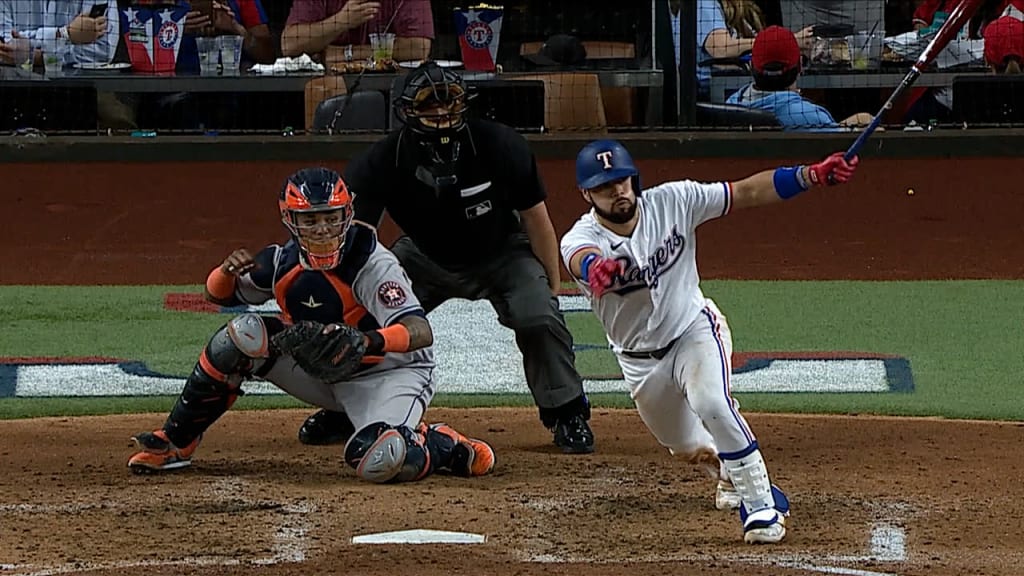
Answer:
[
  {"left": 0, "top": 2, "right": 131, "bottom": 128},
  {"left": 983, "top": 14, "right": 1023, "bottom": 73},
  {"left": 0, "top": 0, "right": 116, "bottom": 67},
  {"left": 899, "top": 0, "right": 1023, "bottom": 125},
  {"left": 281, "top": 0, "right": 432, "bottom": 64},
  {"left": 782, "top": 0, "right": 885, "bottom": 36},
  {"left": 129, "top": 0, "right": 275, "bottom": 71},
  {"left": 726, "top": 25, "right": 873, "bottom": 131},
  {"left": 684, "top": 0, "right": 811, "bottom": 100}
]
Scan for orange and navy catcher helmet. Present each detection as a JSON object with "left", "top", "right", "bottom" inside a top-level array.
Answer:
[{"left": 278, "top": 167, "right": 354, "bottom": 270}]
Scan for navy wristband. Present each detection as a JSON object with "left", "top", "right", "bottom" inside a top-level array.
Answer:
[
  {"left": 773, "top": 166, "right": 810, "bottom": 200},
  {"left": 579, "top": 253, "right": 598, "bottom": 282}
]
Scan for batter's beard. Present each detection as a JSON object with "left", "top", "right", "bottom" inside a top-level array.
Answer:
[{"left": 592, "top": 199, "right": 636, "bottom": 224}]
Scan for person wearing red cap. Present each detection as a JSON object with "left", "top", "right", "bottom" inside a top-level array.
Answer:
[
  {"left": 983, "top": 15, "right": 1024, "bottom": 73},
  {"left": 726, "top": 25, "right": 873, "bottom": 131}
]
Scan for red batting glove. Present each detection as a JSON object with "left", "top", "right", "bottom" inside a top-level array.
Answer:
[
  {"left": 808, "top": 152, "right": 860, "bottom": 186},
  {"left": 587, "top": 257, "right": 622, "bottom": 298}
]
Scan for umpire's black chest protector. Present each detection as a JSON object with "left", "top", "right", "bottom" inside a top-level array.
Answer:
[{"left": 385, "top": 121, "right": 541, "bottom": 267}]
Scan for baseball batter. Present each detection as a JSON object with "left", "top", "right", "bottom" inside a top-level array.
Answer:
[
  {"left": 560, "top": 139, "right": 858, "bottom": 544},
  {"left": 127, "top": 167, "right": 494, "bottom": 483}
]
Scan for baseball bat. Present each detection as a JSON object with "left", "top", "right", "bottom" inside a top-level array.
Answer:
[{"left": 843, "top": 0, "right": 985, "bottom": 160}]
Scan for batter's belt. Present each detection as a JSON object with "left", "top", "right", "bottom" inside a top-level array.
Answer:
[{"left": 620, "top": 337, "right": 680, "bottom": 360}]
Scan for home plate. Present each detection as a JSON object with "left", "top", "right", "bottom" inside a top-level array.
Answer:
[{"left": 351, "top": 529, "right": 486, "bottom": 545}]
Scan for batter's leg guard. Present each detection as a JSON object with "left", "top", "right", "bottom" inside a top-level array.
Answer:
[
  {"left": 344, "top": 422, "right": 433, "bottom": 483},
  {"left": 720, "top": 442, "right": 790, "bottom": 544},
  {"left": 423, "top": 423, "right": 496, "bottom": 477},
  {"left": 128, "top": 314, "right": 282, "bottom": 474}
]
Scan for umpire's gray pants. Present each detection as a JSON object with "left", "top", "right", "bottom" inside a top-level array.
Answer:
[{"left": 390, "top": 234, "right": 584, "bottom": 418}]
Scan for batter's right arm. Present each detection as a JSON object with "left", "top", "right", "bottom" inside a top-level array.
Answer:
[
  {"left": 566, "top": 246, "right": 621, "bottom": 298},
  {"left": 566, "top": 246, "right": 601, "bottom": 280}
]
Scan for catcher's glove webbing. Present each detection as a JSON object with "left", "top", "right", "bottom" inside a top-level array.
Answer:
[{"left": 271, "top": 321, "right": 367, "bottom": 381}]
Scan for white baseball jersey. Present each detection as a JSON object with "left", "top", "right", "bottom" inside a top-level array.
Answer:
[{"left": 560, "top": 180, "right": 732, "bottom": 353}]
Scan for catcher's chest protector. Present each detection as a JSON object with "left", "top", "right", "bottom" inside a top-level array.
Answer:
[{"left": 272, "top": 227, "right": 377, "bottom": 329}]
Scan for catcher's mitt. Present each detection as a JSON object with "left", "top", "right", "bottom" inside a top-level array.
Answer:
[{"left": 271, "top": 321, "right": 366, "bottom": 381}]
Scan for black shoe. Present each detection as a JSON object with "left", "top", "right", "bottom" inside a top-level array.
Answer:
[
  {"left": 298, "top": 409, "right": 355, "bottom": 446},
  {"left": 552, "top": 414, "right": 595, "bottom": 454}
]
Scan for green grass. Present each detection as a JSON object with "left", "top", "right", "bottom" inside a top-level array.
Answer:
[{"left": 2, "top": 282, "right": 1023, "bottom": 421}]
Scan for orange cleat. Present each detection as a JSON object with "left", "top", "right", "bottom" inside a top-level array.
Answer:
[
  {"left": 427, "top": 423, "right": 495, "bottom": 477},
  {"left": 128, "top": 430, "right": 200, "bottom": 474}
]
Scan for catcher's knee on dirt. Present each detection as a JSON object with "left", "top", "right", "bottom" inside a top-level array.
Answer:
[
  {"left": 164, "top": 314, "right": 284, "bottom": 447},
  {"left": 343, "top": 422, "right": 431, "bottom": 484}
]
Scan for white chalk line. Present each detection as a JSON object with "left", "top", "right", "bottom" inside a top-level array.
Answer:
[
  {"left": 2, "top": 477, "right": 314, "bottom": 576},
  {"left": 0, "top": 503, "right": 121, "bottom": 514},
  {"left": 524, "top": 550, "right": 902, "bottom": 576},
  {"left": 518, "top": 496, "right": 908, "bottom": 576}
]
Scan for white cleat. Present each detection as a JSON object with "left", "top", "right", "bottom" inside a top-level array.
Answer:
[
  {"left": 744, "top": 516, "right": 787, "bottom": 544},
  {"left": 742, "top": 507, "right": 789, "bottom": 544},
  {"left": 715, "top": 480, "right": 742, "bottom": 510}
]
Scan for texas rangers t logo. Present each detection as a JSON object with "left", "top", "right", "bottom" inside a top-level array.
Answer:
[{"left": 597, "top": 151, "right": 613, "bottom": 169}]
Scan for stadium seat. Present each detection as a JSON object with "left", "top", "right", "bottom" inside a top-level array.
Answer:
[
  {"left": 312, "top": 91, "right": 389, "bottom": 133},
  {"left": 695, "top": 102, "right": 781, "bottom": 128}
]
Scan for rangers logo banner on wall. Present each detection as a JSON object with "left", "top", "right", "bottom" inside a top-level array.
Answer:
[
  {"left": 454, "top": 4, "right": 503, "bottom": 71},
  {"left": 120, "top": 5, "right": 188, "bottom": 74}
]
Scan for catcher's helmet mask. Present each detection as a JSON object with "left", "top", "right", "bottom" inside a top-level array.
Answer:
[
  {"left": 394, "top": 62, "right": 478, "bottom": 190},
  {"left": 279, "top": 167, "right": 355, "bottom": 270}
]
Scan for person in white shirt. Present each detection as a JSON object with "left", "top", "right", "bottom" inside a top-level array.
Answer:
[
  {"left": 0, "top": 0, "right": 117, "bottom": 67},
  {"left": 560, "top": 139, "right": 858, "bottom": 544}
]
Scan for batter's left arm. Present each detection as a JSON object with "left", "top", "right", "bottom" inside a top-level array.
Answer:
[
  {"left": 730, "top": 153, "right": 859, "bottom": 211},
  {"left": 519, "top": 201, "right": 563, "bottom": 296}
]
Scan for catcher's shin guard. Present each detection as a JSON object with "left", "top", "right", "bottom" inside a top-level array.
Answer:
[
  {"left": 162, "top": 314, "right": 283, "bottom": 448},
  {"left": 344, "top": 422, "right": 432, "bottom": 483}
]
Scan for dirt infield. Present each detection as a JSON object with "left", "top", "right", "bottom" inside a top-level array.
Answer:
[{"left": 1, "top": 408, "right": 1022, "bottom": 576}]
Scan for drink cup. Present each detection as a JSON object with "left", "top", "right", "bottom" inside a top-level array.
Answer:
[
  {"left": 848, "top": 32, "right": 881, "bottom": 70},
  {"left": 218, "top": 35, "right": 243, "bottom": 75},
  {"left": 196, "top": 36, "right": 219, "bottom": 75},
  {"left": 369, "top": 32, "right": 395, "bottom": 65},
  {"left": 42, "top": 36, "right": 67, "bottom": 77},
  {"left": 43, "top": 50, "right": 63, "bottom": 77},
  {"left": 10, "top": 37, "right": 33, "bottom": 71}
]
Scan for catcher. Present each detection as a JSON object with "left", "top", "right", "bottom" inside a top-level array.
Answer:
[{"left": 127, "top": 167, "right": 495, "bottom": 483}]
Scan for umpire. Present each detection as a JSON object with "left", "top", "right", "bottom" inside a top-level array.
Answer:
[{"left": 298, "top": 61, "right": 594, "bottom": 454}]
